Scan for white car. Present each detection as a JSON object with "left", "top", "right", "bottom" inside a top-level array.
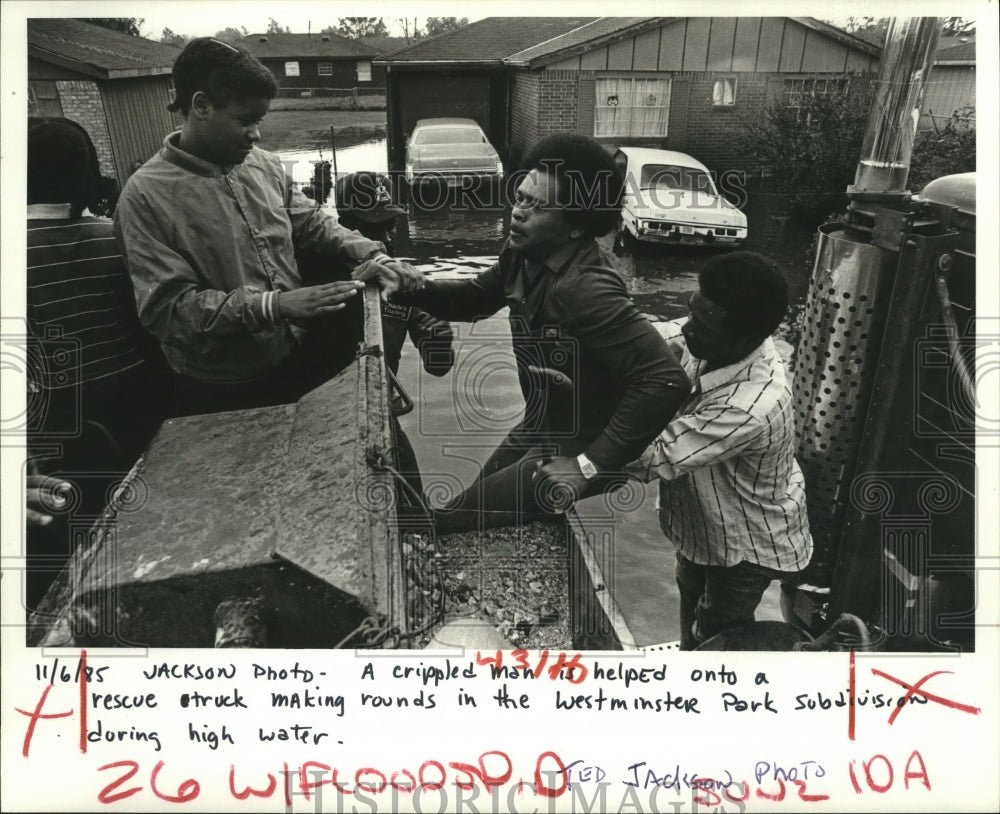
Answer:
[
  {"left": 614, "top": 147, "right": 747, "bottom": 247},
  {"left": 404, "top": 118, "right": 504, "bottom": 188}
]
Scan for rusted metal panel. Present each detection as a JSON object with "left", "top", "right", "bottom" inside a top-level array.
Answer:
[{"left": 36, "top": 286, "right": 405, "bottom": 648}]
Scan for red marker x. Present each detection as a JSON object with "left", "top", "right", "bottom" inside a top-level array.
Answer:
[
  {"left": 15, "top": 685, "right": 73, "bottom": 757},
  {"left": 871, "top": 668, "right": 982, "bottom": 725}
]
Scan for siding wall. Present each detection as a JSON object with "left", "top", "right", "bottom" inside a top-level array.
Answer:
[
  {"left": 544, "top": 18, "right": 877, "bottom": 74},
  {"left": 101, "top": 76, "right": 181, "bottom": 187},
  {"left": 920, "top": 65, "right": 976, "bottom": 130}
]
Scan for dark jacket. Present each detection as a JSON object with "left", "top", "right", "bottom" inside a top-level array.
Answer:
[{"left": 404, "top": 237, "right": 690, "bottom": 469}]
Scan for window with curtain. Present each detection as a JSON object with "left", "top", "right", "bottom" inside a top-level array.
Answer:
[
  {"left": 357, "top": 61, "right": 372, "bottom": 82},
  {"left": 713, "top": 77, "right": 737, "bottom": 106},
  {"left": 594, "top": 76, "right": 670, "bottom": 137},
  {"left": 284, "top": 61, "right": 300, "bottom": 77}
]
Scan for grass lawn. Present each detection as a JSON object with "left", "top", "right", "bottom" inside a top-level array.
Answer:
[{"left": 260, "top": 110, "right": 387, "bottom": 153}]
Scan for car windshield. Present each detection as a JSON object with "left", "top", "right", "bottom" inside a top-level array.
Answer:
[
  {"left": 640, "top": 164, "right": 715, "bottom": 194},
  {"left": 414, "top": 127, "right": 486, "bottom": 146}
]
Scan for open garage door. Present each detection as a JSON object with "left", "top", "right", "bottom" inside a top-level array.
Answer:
[{"left": 387, "top": 71, "right": 499, "bottom": 174}]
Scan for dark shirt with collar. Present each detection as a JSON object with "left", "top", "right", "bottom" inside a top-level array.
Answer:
[{"left": 405, "top": 237, "right": 690, "bottom": 470}]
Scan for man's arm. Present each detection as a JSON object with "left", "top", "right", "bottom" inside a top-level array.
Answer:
[
  {"left": 114, "top": 191, "right": 362, "bottom": 346},
  {"left": 408, "top": 309, "right": 455, "bottom": 377},
  {"left": 563, "top": 272, "right": 691, "bottom": 471},
  {"left": 643, "top": 402, "right": 764, "bottom": 482},
  {"left": 399, "top": 261, "right": 508, "bottom": 323},
  {"left": 282, "top": 172, "right": 423, "bottom": 297}
]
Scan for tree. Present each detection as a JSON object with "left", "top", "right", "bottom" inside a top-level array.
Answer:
[
  {"left": 80, "top": 18, "right": 144, "bottom": 37},
  {"left": 213, "top": 26, "right": 249, "bottom": 44},
  {"left": 838, "top": 16, "right": 890, "bottom": 46},
  {"left": 267, "top": 18, "right": 290, "bottom": 35},
  {"left": 737, "top": 77, "right": 876, "bottom": 223},
  {"left": 160, "top": 27, "right": 188, "bottom": 48},
  {"left": 423, "top": 17, "right": 469, "bottom": 37},
  {"left": 941, "top": 17, "right": 975, "bottom": 37},
  {"left": 333, "top": 17, "right": 389, "bottom": 39},
  {"left": 397, "top": 18, "right": 420, "bottom": 43},
  {"left": 909, "top": 107, "right": 976, "bottom": 190}
]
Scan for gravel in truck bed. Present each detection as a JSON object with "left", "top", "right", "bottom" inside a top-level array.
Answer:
[{"left": 404, "top": 519, "right": 573, "bottom": 650}]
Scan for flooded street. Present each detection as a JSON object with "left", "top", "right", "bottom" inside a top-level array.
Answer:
[{"left": 278, "top": 137, "right": 818, "bottom": 646}]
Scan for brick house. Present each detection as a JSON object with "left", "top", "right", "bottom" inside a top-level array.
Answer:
[
  {"left": 379, "top": 17, "right": 881, "bottom": 174},
  {"left": 241, "top": 32, "right": 385, "bottom": 95},
  {"left": 27, "top": 18, "right": 181, "bottom": 190}
]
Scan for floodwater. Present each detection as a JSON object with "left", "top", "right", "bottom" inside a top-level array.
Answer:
[{"left": 278, "top": 138, "right": 809, "bottom": 647}]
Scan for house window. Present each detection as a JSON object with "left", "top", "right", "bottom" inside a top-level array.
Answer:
[
  {"left": 594, "top": 77, "right": 670, "bottom": 137},
  {"left": 318, "top": 62, "right": 333, "bottom": 76},
  {"left": 356, "top": 61, "right": 372, "bottom": 82},
  {"left": 713, "top": 77, "right": 737, "bottom": 107},
  {"left": 783, "top": 77, "right": 850, "bottom": 122},
  {"left": 285, "top": 61, "right": 300, "bottom": 77},
  {"left": 28, "top": 81, "right": 61, "bottom": 117}
]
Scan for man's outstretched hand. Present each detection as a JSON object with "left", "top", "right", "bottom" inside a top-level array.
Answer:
[
  {"left": 353, "top": 256, "right": 425, "bottom": 300},
  {"left": 278, "top": 280, "right": 365, "bottom": 322}
]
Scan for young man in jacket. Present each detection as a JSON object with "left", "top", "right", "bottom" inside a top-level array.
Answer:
[{"left": 114, "top": 38, "right": 423, "bottom": 415}]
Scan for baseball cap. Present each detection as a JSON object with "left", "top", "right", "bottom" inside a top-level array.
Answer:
[{"left": 335, "top": 171, "right": 405, "bottom": 223}]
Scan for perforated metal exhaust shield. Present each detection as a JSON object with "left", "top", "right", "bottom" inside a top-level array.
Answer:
[{"left": 791, "top": 224, "right": 897, "bottom": 585}]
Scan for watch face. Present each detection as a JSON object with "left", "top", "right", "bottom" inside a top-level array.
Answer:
[{"left": 578, "top": 455, "right": 597, "bottom": 479}]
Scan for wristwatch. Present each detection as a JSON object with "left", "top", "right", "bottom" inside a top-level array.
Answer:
[{"left": 576, "top": 453, "right": 598, "bottom": 480}]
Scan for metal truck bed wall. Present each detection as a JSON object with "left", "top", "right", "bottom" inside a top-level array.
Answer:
[{"left": 29, "top": 285, "right": 630, "bottom": 651}]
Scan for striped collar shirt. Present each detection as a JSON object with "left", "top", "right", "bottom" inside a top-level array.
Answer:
[{"left": 643, "top": 319, "right": 812, "bottom": 571}]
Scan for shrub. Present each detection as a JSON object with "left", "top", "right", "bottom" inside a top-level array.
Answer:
[
  {"left": 737, "top": 77, "right": 874, "bottom": 224},
  {"left": 909, "top": 107, "right": 976, "bottom": 192}
]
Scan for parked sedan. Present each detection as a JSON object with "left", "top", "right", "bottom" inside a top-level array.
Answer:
[
  {"left": 404, "top": 118, "right": 504, "bottom": 188},
  {"left": 614, "top": 147, "right": 747, "bottom": 247}
]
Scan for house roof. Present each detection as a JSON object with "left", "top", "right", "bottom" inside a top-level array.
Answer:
[
  {"left": 380, "top": 16, "right": 882, "bottom": 68},
  {"left": 360, "top": 36, "right": 411, "bottom": 56},
  {"left": 378, "top": 17, "right": 605, "bottom": 65},
  {"left": 935, "top": 40, "right": 976, "bottom": 64},
  {"left": 506, "top": 18, "right": 661, "bottom": 67},
  {"left": 242, "top": 32, "right": 378, "bottom": 60},
  {"left": 27, "top": 18, "right": 180, "bottom": 80},
  {"left": 790, "top": 18, "right": 882, "bottom": 57}
]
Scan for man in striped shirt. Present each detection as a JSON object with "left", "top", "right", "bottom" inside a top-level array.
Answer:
[
  {"left": 25, "top": 117, "right": 170, "bottom": 612},
  {"left": 638, "top": 252, "right": 812, "bottom": 650},
  {"left": 27, "top": 117, "right": 168, "bottom": 469}
]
